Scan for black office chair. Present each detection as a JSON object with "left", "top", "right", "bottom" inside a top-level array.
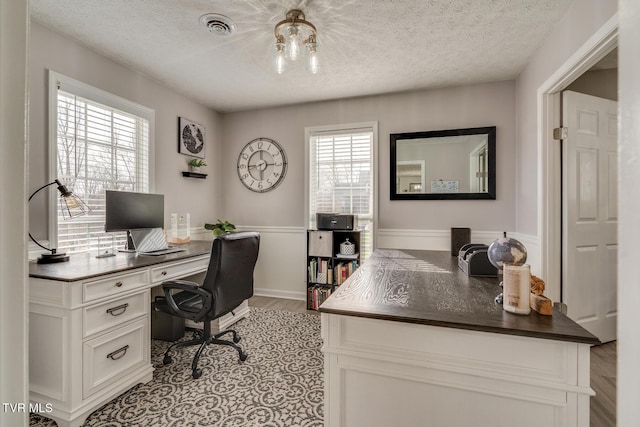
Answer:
[{"left": 153, "top": 231, "right": 260, "bottom": 379}]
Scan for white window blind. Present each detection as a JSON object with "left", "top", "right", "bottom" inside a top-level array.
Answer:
[
  {"left": 55, "top": 85, "right": 151, "bottom": 254},
  {"left": 309, "top": 128, "right": 374, "bottom": 259}
]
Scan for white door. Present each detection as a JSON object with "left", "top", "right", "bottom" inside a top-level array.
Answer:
[{"left": 562, "top": 90, "right": 617, "bottom": 343}]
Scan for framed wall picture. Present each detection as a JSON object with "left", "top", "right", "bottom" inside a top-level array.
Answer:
[{"left": 178, "top": 117, "right": 206, "bottom": 158}]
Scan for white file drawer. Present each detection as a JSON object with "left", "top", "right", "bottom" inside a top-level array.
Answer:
[
  {"left": 150, "top": 255, "right": 209, "bottom": 283},
  {"left": 84, "top": 291, "right": 150, "bottom": 338},
  {"left": 83, "top": 317, "right": 149, "bottom": 399},
  {"left": 83, "top": 270, "right": 149, "bottom": 303},
  {"left": 308, "top": 231, "right": 333, "bottom": 257}
]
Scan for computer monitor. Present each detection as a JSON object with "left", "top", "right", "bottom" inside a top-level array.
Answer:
[
  {"left": 105, "top": 190, "right": 164, "bottom": 251},
  {"left": 105, "top": 190, "right": 164, "bottom": 231}
]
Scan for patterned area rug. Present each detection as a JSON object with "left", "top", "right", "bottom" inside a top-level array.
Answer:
[{"left": 30, "top": 308, "right": 323, "bottom": 426}]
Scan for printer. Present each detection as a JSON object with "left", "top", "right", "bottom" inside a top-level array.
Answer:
[{"left": 316, "top": 213, "right": 356, "bottom": 230}]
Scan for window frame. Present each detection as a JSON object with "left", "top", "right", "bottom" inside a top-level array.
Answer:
[
  {"left": 304, "top": 121, "right": 378, "bottom": 253},
  {"left": 47, "top": 70, "right": 155, "bottom": 249}
]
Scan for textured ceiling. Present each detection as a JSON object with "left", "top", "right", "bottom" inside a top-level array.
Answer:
[{"left": 30, "top": 0, "right": 574, "bottom": 113}]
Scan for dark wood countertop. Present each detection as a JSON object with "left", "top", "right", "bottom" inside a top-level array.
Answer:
[
  {"left": 29, "top": 240, "right": 212, "bottom": 282},
  {"left": 319, "top": 249, "right": 600, "bottom": 345}
]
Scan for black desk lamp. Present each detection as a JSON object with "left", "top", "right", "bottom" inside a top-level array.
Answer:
[{"left": 29, "top": 179, "right": 91, "bottom": 264}]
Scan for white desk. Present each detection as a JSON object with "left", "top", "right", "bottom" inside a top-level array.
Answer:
[
  {"left": 320, "top": 249, "right": 600, "bottom": 427},
  {"left": 28, "top": 241, "right": 249, "bottom": 427}
]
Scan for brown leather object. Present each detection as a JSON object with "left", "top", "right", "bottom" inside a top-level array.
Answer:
[{"left": 530, "top": 275, "right": 546, "bottom": 296}]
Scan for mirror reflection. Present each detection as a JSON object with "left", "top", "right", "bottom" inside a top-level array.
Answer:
[{"left": 390, "top": 127, "right": 496, "bottom": 200}]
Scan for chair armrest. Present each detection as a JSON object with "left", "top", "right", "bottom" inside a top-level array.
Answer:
[{"left": 160, "top": 279, "right": 213, "bottom": 321}]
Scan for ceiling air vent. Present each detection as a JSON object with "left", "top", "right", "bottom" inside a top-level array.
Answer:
[{"left": 199, "top": 13, "right": 236, "bottom": 36}]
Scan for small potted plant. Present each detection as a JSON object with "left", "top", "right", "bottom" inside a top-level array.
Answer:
[
  {"left": 204, "top": 219, "right": 236, "bottom": 236},
  {"left": 187, "top": 158, "right": 207, "bottom": 173}
]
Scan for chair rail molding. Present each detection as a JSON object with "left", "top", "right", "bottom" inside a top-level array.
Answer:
[{"left": 377, "top": 228, "right": 540, "bottom": 277}]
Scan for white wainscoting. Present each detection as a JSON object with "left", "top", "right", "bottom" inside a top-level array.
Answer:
[
  {"left": 208, "top": 226, "right": 309, "bottom": 301},
  {"left": 197, "top": 227, "right": 540, "bottom": 304},
  {"left": 377, "top": 228, "right": 540, "bottom": 274}
]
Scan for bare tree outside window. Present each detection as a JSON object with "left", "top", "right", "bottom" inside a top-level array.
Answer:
[
  {"left": 56, "top": 90, "right": 150, "bottom": 254},
  {"left": 309, "top": 130, "right": 374, "bottom": 259}
]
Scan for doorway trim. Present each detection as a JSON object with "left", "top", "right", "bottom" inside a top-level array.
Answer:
[{"left": 537, "top": 14, "right": 618, "bottom": 302}]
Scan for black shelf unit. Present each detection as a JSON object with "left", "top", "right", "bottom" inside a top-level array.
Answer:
[
  {"left": 181, "top": 171, "right": 207, "bottom": 179},
  {"left": 306, "top": 229, "right": 361, "bottom": 311}
]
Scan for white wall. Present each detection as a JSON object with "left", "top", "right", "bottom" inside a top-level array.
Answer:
[
  {"left": 618, "top": 0, "right": 640, "bottom": 422},
  {"left": 0, "top": 0, "right": 29, "bottom": 424},
  {"left": 28, "top": 21, "right": 224, "bottom": 240},
  {"left": 221, "top": 80, "right": 516, "bottom": 232},
  {"left": 566, "top": 68, "right": 618, "bottom": 101},
  {"left": 514, "top": 0, "right": 618, "bottom": 236}
]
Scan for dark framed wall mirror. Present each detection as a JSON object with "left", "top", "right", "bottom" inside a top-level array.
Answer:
[{"left": 390, "top": 126, "right": 496, "bottom": 200}]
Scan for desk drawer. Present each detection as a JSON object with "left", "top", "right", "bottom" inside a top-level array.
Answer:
[
  {"left": 83, "top": 270, "right": 149, "bottom": 303},
  {"left": 84, "top": 291, "right": 150, "bottom": 338},
  {"left": 150, "top": 256, "right": 209, "bottom": 283},
  {"left": 83, "top": 317, "right": 149, "bottom": 399}
]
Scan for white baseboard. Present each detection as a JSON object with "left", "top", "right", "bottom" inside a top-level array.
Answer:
[{"left": 254, "top": 288, "right": 306, "bottom": 301}]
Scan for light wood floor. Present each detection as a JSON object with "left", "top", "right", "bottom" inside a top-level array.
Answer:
[
  {"left": 249, "top": 296, "right": 617, "bottom": 426},
  {"left": 590, "top": 341, "right": 617, "bottom": 426},
  {"left": 249, "top": 295, "right": 315, "bottom": 314}
]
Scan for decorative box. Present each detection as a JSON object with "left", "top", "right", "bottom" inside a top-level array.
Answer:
[{"left": 340, "top": 238, "right": 355, "bottom": 255}]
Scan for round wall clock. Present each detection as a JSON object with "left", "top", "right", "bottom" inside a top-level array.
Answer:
[{"left": 236, "top": 137, "right": 287, "bottom": 193}]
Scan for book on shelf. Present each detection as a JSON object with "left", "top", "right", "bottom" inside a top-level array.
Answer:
[
  {"left": 309, "top": 257, "right": 332, "bottom": 284},
  {"left": 333, "top": 260, "right": 359, "bottom": 285},
  {"left": 308, "top": 285, "right": 333, "bottom": 310}
]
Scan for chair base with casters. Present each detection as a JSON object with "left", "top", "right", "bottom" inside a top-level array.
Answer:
[{"left": 160, "top": 319, "right": 247, "bottom": 379}]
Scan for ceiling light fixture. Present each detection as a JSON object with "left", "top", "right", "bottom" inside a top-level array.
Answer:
[{"left": 274, "top": 9, "right": 318, "bottom": 75}]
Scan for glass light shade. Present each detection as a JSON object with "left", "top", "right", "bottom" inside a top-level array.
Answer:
[
  {"left": 307, "top": 43, "right": 319, "bottom": 74},
  {"left": 60, "top": 193, "right": 91, "bottom": 219},
  {"left": 274, "top": 41, "right": 287, "bottom": 74},
  {"left": 286, "top": 25, "right": 300, "bottom": 61}
]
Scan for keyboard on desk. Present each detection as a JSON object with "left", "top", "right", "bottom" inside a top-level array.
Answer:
[{"left": 139, "top": 247, "right": 185, "bottom": 256}]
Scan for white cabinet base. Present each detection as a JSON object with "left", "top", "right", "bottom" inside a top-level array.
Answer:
[
  {"left": 29, "top": 251, "right": 211, "bottom": 427},
  {"left": 321, "top": 313, "right": 594, "bottom": 427},
  {"left": 31, "top": 369, "right": 153, "bottom": 427}
]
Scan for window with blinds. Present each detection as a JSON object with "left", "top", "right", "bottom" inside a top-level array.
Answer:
[
  {"left": 308, "top": 126, "right": 375, "bottom": 259},
  {"left": 54, "top": 80, "right": 151, "bottom": 254}
]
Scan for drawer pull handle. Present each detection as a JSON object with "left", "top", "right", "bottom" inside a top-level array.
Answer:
[
  {"left": 106, "top": 303, "right": 129, "bottom": 316},
  {"left": 161, "top": 271, "right": 167, "bottom": 276},
  {"left": 106, "top": 345, "right": 129, "bottom": 361},
  {"left": 115, "top": 281, "right": 123, "bottom": 288}
]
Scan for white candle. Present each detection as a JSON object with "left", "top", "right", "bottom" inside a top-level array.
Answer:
[{"left": 502, "top": 264, "right": 531, "bottom": 315}]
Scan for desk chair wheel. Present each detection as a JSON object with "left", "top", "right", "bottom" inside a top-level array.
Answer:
[
  {"left": 163, "top": 355, "right": 172, "bottom": 365},
  {"left": 239, "top": 351, "right": 248, "bottom": 362},
  {"left": 192, "top": 368, "right": 203, "bottom": 379},
  {"left": 233, "top": 334, "right": 241, "bottom": 344}
]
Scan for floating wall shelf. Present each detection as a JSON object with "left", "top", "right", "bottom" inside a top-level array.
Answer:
[{"left": 181, "top": 171, "right": 207, "bottom": 179}]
